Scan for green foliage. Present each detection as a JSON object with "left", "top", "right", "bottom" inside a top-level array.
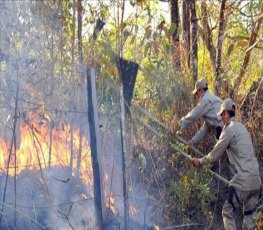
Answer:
[
  {"left": 226, "top": 43, "right": 235, "bottom": 57},
  {"left": 168, "top": 153, "right": 180, "bottom": 167},
  {"left": 168, "top": 180, "right": 180, "bottom": 198},
  {"left": 178, "top": 169, "right": 212, "bottom": 216},
  {"left": 170, "top": 142, "right": 187, "bottom": 152}
]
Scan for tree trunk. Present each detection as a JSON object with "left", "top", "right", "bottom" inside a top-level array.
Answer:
[
  {"left": 200, "top": 1, "right": 216, "bottom": 72},
  {"left": 77, "top": 0, "right": 83, "bottom": 66},
  {"left": 0, "top": 77, "right": 20, "bottom": 226},
  {"left": 215, "top": 0, "right": 227, "bottom": 96},
  {"left": 70, "top": 125, "right": 74, "bottom": 173},
  {"left": 76, "top": 129, "right": 82, "bottom": 176},
  {"left": 182, "top": 0, "right": 190, "bottom": 68},
  {"left": 70, "top": 0, "right": 76, "bottom": 174},
  {"left": 169, "top": 0, "right": 181, "bottom": 69},
  {"left": 231, "top": 3, "right": 263, "bottom": 98},
  {"left": 77, "top": 0, "right": 86, "bottom": 178},
  {"left": 48, "top": 10, "right": 55, "bottom": 167},
  {"left": 71, "top": 0, "right": 76, "bottom": 82},
  {"left": 189, "top": 0, "right": 198, "bottom": 82}
]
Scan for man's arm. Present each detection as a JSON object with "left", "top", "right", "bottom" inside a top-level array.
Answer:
[
  {"left": 192, "top": 128, "right": 232, "bottom": 167},
  {"left": 200, "top": 129, "right": 232, "bottom": 165},
  {"left": 179, "top": 100, "right": 211, "bottom": 130},
  {"left": 191, "top": 121, "right": 211, "bottom": 144}
]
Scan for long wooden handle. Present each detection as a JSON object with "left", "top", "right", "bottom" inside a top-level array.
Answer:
[
  {"left": 133, "top": 108, "right": 230, "bottom": 186},
  {"left": 174, "top": 134, "right": 205, "bottom": 157},
  {"left": 171, "top": 143, "right": 230, "bottom": 185}
]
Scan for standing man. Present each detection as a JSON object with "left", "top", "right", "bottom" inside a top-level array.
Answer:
[
  {"left": 192, "top": 98, "right": 262, "bottom": 230},
  {"left": 179, "top": 78, "right": 223, "bottom": 147}
]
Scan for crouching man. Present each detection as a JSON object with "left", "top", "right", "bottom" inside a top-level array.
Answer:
[{"left": 192, "top": 98, "right": 262, "bottom": 230}]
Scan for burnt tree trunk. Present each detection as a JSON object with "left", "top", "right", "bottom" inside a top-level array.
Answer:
[
  {"left": 169, "top": 0, "right": 181, "bottom": 69},
  {"left": 182, "top": 0, "right": 190, "bottom": 68},
  {"left": 215, "top": 0, "right": 227, "bottom": 96},
  {"left": 189, "top": 0, "right": 198, "bottom": 82},
  {"left": 87, "top": 68, "right": 104, "bottom": 230},
  {"left": 231, "top": 3, "right": 263, "bottom": 98}
]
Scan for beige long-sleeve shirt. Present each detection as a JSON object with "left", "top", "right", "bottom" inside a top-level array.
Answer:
[
  {"left": 179, "top": 91, "right": 223, "bottom": 144},
  {"left": 201, "top": 117, "right": 261, "bottom": 191}
]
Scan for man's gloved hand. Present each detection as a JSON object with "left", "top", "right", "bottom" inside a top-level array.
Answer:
[
  {"left": 178, "top": 118, "right": 183, "bottom": 130},
  {"left": 191, "top": 158, "right": 201, "bottom": 167}
]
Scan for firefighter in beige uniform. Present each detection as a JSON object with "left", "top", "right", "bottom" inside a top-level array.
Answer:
[
  {"left": 179, "top": 78, "right": 223, "bottom": 146},
  {"left": 179, "top": 79, "right": 231, "bottom": 228},
  {"left": 192, "top": 98, "right": 262, "bottom": 230}
]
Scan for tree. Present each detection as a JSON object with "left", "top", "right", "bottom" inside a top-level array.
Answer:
[
  {"left": 231, "top": 2, "right": 263, "bottom": 98},
  {"left": 169, "top": 0, "right": 181, "bottom": 69},
  {"left": 189, "top": 0, "right": 198, "bottom": 82},
  {"left": 182, "top": 0, "right": 190, "bottom": 69},
  {"left": 199, "top": 0, "right": 217, "bottom": 72},
  {"left": 215, "top": 0, "right": 227, "bottom": 96}
]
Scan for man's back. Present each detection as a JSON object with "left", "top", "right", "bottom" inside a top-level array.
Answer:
[
  {"left": 180, "top": 91, "right": 222, "bottom": 129},
  {"left": 201, "top": 91, "right": 222, "bottom": 126},
  {"left": 179, "top": 91, "right": 223, "bottom": 144},
  {"left": 223, "top": 119, "right": 261, "bottom": 191}
]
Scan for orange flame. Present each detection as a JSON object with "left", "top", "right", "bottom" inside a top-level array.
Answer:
[
  {"left": 106, "top": 193, "right": 117, "bottom": 214},
  {"left": 130, "top": 204, "right": 138, "bottom": 216},
  {"left": 0, "top": 112, "right": 93, "bottom": 186}
]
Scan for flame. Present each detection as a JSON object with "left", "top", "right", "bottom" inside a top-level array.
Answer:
[
  {"left": 0, "top": 112, "right": 93, "bottom": 186},
  {"left": 130, "top": 204, "right": 137, "bottom": 216},
  {"left": 0, "top": 111, "right": 121, "bottom": 215},
  {"left": 106, "top": 193, "right": 117, "bottom": 214}
]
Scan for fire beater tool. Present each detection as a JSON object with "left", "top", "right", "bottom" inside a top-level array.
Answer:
[{"left": 132, "top": 105, "right": 230, "bottom": 186}]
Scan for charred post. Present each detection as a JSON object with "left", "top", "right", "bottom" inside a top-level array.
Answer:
[
  {"left": 117, "top": 57, "right": 139, "bottom": 115},
  {"left": 86, "top": 67, "right": 105, "bottom": 229}
]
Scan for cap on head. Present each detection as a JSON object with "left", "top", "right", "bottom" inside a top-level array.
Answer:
[
  {"left": 192, "top": 78, "right": 208, "bottom": 95},
  {"left": 218, "top": 98, "right": 235, "bottom": 116}
]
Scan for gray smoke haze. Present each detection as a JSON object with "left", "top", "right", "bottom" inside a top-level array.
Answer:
[
  {"left": 0, "top": 1, "right": 158, "bottom": 229},
  {"left": 0, "top": 168, "right": 97, "bottom": 229}
]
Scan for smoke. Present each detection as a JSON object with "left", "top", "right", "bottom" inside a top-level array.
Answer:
[
  {"left": 0, "top": 167, "right": 97, "bottom": 229},
  {"left": 0, "top": 1, "right": 159, "bottom": 229}
]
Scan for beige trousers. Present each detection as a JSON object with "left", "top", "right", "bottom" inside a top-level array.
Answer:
[{"left": 222, "top": 188, "right": 260, "bottom": 230}]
